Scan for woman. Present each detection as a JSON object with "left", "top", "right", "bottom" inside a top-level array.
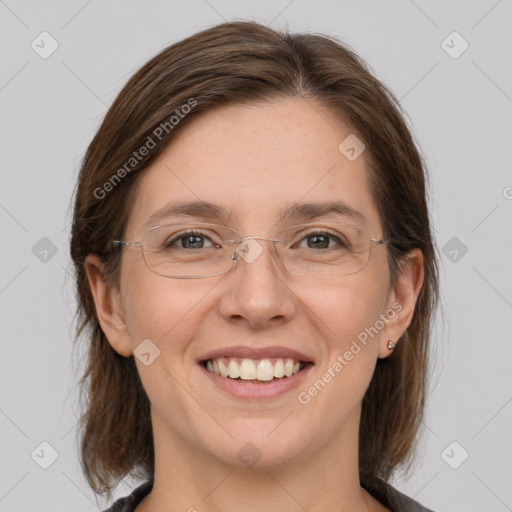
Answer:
[{"left": 70, "top": 21, "right": 438, "bottom": 512}]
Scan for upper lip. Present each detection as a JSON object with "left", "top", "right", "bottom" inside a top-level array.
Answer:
[{"left": 198, "top": 345, "right": 314, "bottom": 363}]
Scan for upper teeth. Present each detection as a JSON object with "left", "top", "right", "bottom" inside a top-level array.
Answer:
[{"left": 206, "top": 357, "right": 302, "bottom": 381}]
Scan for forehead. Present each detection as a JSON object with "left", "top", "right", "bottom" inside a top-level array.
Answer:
[{"left": 125, "top": 98, "right": 382, "bottom": 235}]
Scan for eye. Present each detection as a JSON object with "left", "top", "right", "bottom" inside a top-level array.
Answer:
[
  {"left": 295, "top": 230, "right": 350, "bottom": 250},
  {"left": 165, "top": 230, "right": 218, "bottom": 249}
]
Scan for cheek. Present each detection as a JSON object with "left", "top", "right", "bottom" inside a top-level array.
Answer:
[
  {"left": 296, "top": 280, "right": 385, "bottom": 427},
  {"left": 302, "top": 272, "right": 389, "bottom": 349},
  {"left": 120, "top": 266, "right": 208, "bottom": 352},
  {"left": 297, "top": 273, "right": 388, "bottom": 400}
]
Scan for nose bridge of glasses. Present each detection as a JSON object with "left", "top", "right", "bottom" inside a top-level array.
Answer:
[
  {"left": 242, "top": 235, "right": 281, "bottom": 243},
  {"left": 232, "top": 234, "right": 284, "bottom": 267}
]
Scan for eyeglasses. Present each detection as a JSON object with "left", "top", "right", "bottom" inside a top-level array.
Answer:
[{"left": 112, "top": 222, "right": 389, "bottom": 279}]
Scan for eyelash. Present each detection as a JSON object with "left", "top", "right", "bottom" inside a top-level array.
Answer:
[{"left": 165, "top": 230, "right": 219, "bottom": 248}]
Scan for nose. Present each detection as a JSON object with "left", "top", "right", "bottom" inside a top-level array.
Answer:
[{"left": 218, "top": 236, "right": 297, "bottom": 329}]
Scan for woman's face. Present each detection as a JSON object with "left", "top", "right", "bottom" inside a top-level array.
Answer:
[{"left": 95, "top": 98, "right": 418, "bottom": 469}]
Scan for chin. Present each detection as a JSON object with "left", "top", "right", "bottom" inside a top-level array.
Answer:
[{"left": 200, "top": 427, "right": 306, "bottom": 470}]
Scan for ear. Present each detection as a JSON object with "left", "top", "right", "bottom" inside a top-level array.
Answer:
[
  {"left": 378, "top": 248, "right": 424, "bottom": 358},
  {"left": 84, "top": 254, "right": 133, "bottom": 357}
]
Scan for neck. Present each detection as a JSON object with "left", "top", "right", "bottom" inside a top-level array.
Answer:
[{"left": 135, "top": 408, "right": 387, "bottom": 512}]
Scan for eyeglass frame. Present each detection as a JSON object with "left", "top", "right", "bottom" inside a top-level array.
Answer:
[{"left": 112, "top": 222, "right": 390, "bottom": 279}]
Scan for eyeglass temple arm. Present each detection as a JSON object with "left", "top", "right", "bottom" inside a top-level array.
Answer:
[
  {"left": 112, "top": 241, "right": 142, "bottom": 248},
  {"left": 370, "top": 238, "right": 389, "bottom": 245}
]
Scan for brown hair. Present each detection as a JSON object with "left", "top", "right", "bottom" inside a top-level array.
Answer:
[{"left": 70, "top": 21, "right": 439, "bottom": 497}]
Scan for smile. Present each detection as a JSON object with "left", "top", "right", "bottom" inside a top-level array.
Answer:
[
  {"left": 203, "top": 357, "right": 308, "bottom": 383},
  {"left": 199, "top": 357, "right": 314, "bottom": 400}
]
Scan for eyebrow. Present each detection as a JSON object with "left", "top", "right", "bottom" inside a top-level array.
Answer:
[{"left": 142, "top": 199, "right": 366, "bottom": 230}]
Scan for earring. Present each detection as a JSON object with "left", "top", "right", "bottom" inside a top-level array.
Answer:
[{"left": 387, "top": 340, "right": 396, "bottom": 350}]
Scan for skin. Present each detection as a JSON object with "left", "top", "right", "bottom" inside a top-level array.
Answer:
[{"left": 86, "top": 98, "right": 423, "bottom": 512}]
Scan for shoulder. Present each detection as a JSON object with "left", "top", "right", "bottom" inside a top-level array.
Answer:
[
  {"left": 364, "top": 478, "right": 435, "bottom": 512},
  {"left": 102, "top": 481, "right": 153, "bottom": 512},
  {"left": 105, "top": 478, "right": 434, "bottom": 512},
  {"left": 388, "top": 487, "right": 435, "bottom": 512}
]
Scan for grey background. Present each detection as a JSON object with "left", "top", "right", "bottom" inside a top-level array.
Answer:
[{"left": 1, "top": 1, "right": 511, "bottom": 511}]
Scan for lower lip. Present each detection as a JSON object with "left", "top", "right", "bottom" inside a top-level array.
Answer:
[{"left": 199, "top": 363, "right": 314, "bottom": 400}]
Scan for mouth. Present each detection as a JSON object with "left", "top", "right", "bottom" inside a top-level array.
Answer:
[
  {"left": 200, "top": 357, "right": 313, "bottom": 384},
  {"left": 196, "top": 345, "right": 315, "bottom": 399}
]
